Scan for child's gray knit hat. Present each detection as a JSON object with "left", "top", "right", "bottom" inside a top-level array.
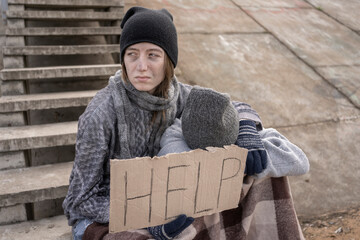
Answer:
[{"left": 182, "top": 87, "right": 239, "bottom": 149}]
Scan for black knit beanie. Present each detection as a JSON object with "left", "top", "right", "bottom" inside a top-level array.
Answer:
[
  {"left": 182, "top": 87, "right": 240, "bottom": 150},
  {"left": 120, "top": 7, "right": 178, "bottom": 67}
]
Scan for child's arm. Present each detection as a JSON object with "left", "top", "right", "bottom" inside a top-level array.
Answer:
[
  {"left": 254, "top": 128, "right": 310, "bottom": 179},
  {"left": 158, "top": 118, "right": 191, "bottom": 156}
]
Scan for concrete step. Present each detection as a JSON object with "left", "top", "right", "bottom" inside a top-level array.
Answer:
[
  {"left": 0, "top": 121, "right": 77, "bottom": 152},
  {"left": 6, "top": 26, "right": 121, "bottom": 36},
  {"left": 0, "top": 90, "right": 97, "bottom": 112},
  {"left": 0, "top": 162, "right": 73, "bottom": 207},
  {"left": 6, "top": 10, "right": 123, "bottom": 21},
  {"left": 8, "top": 0, "right": 124, "bottom": 8},
  {"left": 0, "top": 64, "right": 120, "bottom": 80},
  {"left": 0, "top": 215, "right": 71, "bottom": 240},
  {"left": 3, "top": 44, "right": 119, "bottom": 56}
]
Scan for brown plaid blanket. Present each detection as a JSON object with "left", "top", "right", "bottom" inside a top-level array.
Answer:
[{"left": 84, "top": 176, "right": 305, "bottom": 240}]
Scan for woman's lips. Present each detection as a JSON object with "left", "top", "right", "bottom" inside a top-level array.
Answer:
[{"left": 136, "top": 76, "right": 151, "bottom": 82}]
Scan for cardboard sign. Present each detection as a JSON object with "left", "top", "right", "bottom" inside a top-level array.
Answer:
[{"left": 109, "top": 145, "right": 247, "bottom": 233}]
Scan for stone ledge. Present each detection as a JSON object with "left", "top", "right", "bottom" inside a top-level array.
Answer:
[
  {"left": 3, "top": 44, "right": 120, "bottom": 56},
  {"left": 0, "top": 90, "right": 97, "bottom": 112},
  {"left": 6, "top": 27, "right": 122, "bottom": 36},
  {"left": 0, "top": 121, "right": 77, "bottom": 152},
  {"left": 8, "top": 0, "right": 124, "bottom": 8},
  {"left": 0, "top": 64, "right": 120, "bottom": 80},
  {"left": 6, "top": 10, "right": 123, "bottom": 21},
  {"left": 0, "top": 162, "right": 73, "bottom": 207},
  {"left": 0, "top": 215, "right": 71, "bottom": 240}
]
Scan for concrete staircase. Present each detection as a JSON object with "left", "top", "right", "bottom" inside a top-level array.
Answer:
[{"left": 0, "top": 0, "right": 123, "bottom": 238}]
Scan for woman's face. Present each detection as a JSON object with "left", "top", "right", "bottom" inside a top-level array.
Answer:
[{"left": 124, "top": 42, "right": 166, "bottom": 95}]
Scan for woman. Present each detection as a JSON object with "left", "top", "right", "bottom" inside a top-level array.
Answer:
[{"left": 62, "top": 7, "right": 263, "bottom": 240}]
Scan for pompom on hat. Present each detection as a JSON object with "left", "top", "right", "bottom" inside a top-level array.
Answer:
[
  {"left": 182, "top": 87, "right": 240, "bottom": 149},
  {"left": 120, "top": 6, "right": 178, "bottom": 67}
]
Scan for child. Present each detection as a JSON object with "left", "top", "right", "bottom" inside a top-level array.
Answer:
[{"left": 158, "top": 86, "right": 309, "bottom": 179}]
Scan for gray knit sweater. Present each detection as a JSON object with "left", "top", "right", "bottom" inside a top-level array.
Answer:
[
  {"left": 63, "top": 71, "right": 191, "bottom": 226},
  {"left": 158, "top": 119, "right": 309, "bottom": 178}
]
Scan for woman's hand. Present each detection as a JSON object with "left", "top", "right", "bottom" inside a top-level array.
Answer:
[{"left": 147, "top": 214, "right": 194, "bottom": 240}]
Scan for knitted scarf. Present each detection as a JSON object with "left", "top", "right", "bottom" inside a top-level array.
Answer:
[{"left": 109, "top": 70, "right": 180, "bottom": 158}]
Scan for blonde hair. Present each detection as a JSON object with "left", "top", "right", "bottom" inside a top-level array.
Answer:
[{"left": 121, "top": 53, "right": 175, "bottom": 122}]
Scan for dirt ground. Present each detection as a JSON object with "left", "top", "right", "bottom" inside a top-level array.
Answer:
[{"left": 299, "top": 207, "right": 360, "bottom": 240}]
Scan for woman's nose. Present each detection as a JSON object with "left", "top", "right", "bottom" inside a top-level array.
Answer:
[{"left": 137, "top": 56, "right": 148, "bottom": 71}]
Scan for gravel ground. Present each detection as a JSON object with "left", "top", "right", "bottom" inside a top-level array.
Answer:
[{"left": 299, "top": 207, "right": 360, "bottom": 240}]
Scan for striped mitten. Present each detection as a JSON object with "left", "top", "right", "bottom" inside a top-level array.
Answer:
[{"left": 235, "top": 120, "right": 267, "bottom": 175}]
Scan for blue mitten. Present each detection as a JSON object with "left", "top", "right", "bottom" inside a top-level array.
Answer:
[
  {"left": 235, "top": 120, "right": 267, "bottom": 175},
  {"left": 148, "top": 214, "right": 194, "bottom": 240}
]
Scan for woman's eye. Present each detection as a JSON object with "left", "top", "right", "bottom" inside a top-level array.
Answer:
[{"left": 149, "top": 53, "right": 158, "bottom": 57}]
